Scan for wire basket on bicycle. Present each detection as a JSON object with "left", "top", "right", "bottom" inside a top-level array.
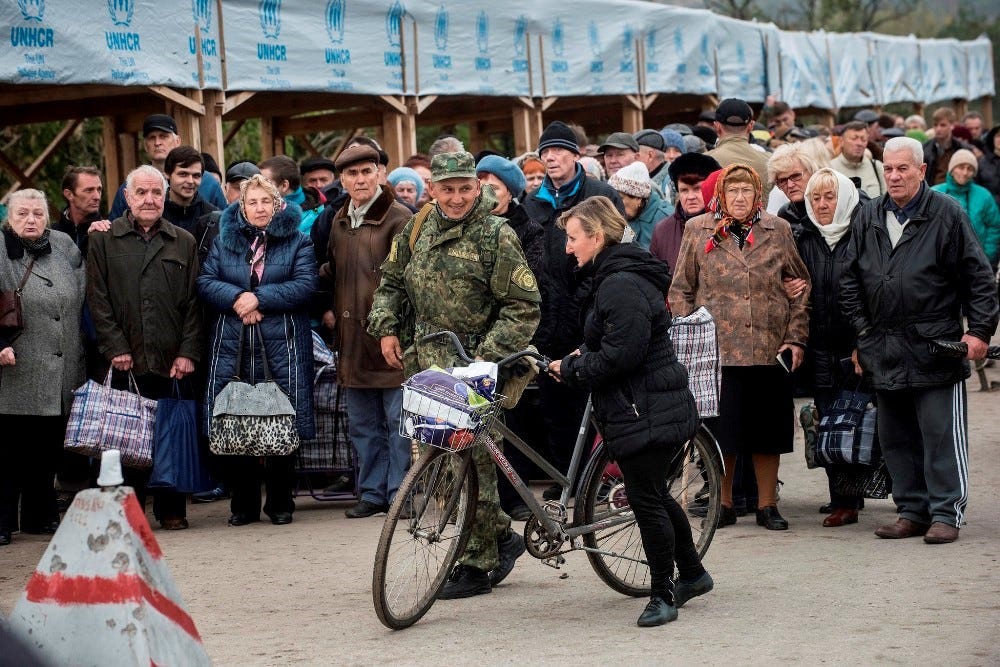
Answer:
[{"left": 400, "top": 366, "right": 506, "bottom": 452}]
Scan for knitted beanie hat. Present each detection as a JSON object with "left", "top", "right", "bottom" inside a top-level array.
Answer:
[
  {"left": 608, "top": 161, "right": 652, "bottom": 199},
  {"left": 537, "top": 121, "right": 580, "bottom": 155},
  {"left": 476, "top": 155, "right": 527, "bottom": 196},
  {"left": 947, "top": 149, "right": 978, "bottom": 175},
  {"left": 387, "top": 166, "right": 425, "bottom": 200}
]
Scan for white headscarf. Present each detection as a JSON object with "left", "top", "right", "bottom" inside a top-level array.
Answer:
[{"left": 804, "top": 168, "right": 859, "bottom": 249}]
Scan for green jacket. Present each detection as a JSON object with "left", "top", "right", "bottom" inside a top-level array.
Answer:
[
  {"left": 367, "top": 187, "right": 541, "bottom": 377},
  {"left": 932, "top": 174, "right": 1000, "bottom": 269},
  {"left": 86, "top": 214, "right": 203, "bottom": 378}
]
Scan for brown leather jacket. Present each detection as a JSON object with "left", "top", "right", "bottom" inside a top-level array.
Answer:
[
  {"left": 319, "top": 185, "right": 411, "bottom": 387},
  {"left": 668, "top": 211, "right": 811, "bottom": 367}
]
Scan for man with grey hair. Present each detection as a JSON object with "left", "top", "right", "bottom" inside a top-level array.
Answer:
[
  {"left": 840, "top": 136, "right": 998, "bottom": 545},
  {"left": 428, "top": 134, "right": 465, "bottom": 157},
  {"left": 87, "top": 164, "right": 203, "bottom": 531}
]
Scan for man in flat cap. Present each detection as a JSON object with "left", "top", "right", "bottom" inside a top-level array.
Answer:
[
  {"left": 318, "top": 144, "right": 413, "bottom": 519},
  {"left": 599, "top": 131, "right": 641, "bottom": 178},
  {"left": 369, "top": 151, "right": 540, "bottom": 598}
]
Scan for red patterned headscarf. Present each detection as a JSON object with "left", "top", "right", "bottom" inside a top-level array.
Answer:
[{"left": 704, "top": 163, "right": 763, "bottom": 253}]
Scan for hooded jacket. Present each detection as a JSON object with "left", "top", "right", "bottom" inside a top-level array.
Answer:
[
  {"left": 197, "top": 201, "right": 318, "bottom": 439},
  {"left": 561, "top": 243, "right": 698, "bottom": 461},
  {"left": 932, "top": 172, "right": 1000, "bottom": 269},
  {"left": 628, "top": 188, "right": 674, "bottom": 250}
]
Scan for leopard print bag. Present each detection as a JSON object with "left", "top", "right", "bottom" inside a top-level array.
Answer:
[{"left": 208, "top": 324, "right": 300, "bottom": 456}]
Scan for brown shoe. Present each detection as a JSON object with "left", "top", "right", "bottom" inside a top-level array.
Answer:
[
  {"left": 923, "top": 522, "right": 959, "bottom": 544},
  {"left": 159, "top": 517, "right": 189, "bottom": 531},
  {"left": 874, "top": 518, "right": 929, "bottom": 539},
  {"left": 823, "top": 508, "right": 859, "bottom": 527}
]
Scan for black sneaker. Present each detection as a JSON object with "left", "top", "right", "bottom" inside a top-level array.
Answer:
[
  {"left": 438, "top": 565, "right": 491, "bottom": 599},
  {"left": 345, "top": 500, "right": 389, "bottom": 518},
  {"left": 636, "top": 596, "right": 678, "bottom": 627},
  {"left": 717, "top": 505, "right": 737, "bottom": 527},
  {"left": 542, "top": 483, "right": 562, "bottom": 501},
  {"left": 489, "top": 531, "right": 526, "bottom": 586},
  {"left": 192, "top": 486, "right": 229, "bottom": 504},
  {"left": 323, "top": 474, "right": 355, "bottom": 495},
  {"left": 674, "top": 571, "right": 714, "bottom": 608}
]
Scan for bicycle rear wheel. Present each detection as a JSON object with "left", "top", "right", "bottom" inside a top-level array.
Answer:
[
  {"left": 576, "top": 427, "right": 722, "bottom": 597},
  {"left": 373, "top": 446, "right": 478, "bottom": 630}
]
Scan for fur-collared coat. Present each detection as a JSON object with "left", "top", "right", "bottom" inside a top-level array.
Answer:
[{"left": 197, "top": 201, "right": 318, "bottom": 439}]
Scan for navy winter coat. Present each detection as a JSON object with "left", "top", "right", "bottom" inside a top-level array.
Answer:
[{"left": 197, "top": 201, "right": 318, "bottom": 439}]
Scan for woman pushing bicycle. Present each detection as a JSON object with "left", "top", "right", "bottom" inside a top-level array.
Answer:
[{"left": 547, "top": 196, "right": 713, "bottom": 627}]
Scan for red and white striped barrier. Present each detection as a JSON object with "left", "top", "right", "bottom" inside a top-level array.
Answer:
[{"left": 8, "top": 486, "right": 211, "bottom": 666}]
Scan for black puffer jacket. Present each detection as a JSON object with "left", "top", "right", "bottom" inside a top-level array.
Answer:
[
  {"left": 561, "top": 243, "right": 698, "bottom": 461},
  {"left": 522, "top": 166, "right": 625, "bottom": 359},
  {"left": 840, "top": 186, "right": 999, "bottom": 390},
  {"left": 777, "top": 199, "right": 809, "bottom": 235},
  {"left": 795, "top": 206, "right": 860, "bottom": 390}
]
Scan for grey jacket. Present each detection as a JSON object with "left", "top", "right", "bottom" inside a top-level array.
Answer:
[{"left": 0, "top": 229, "right": 86, "bottom": 415}]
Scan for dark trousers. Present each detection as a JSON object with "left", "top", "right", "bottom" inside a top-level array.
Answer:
[
  {"left": 537, "top": 374, "right": 589, "bottom": 485},
  {"left": 0, "top": 414, "right": 64, "bottom": 533},
  {"left": 617, "top": 445, "right": 704, "bottom": 603},
  {"left": 228, "top": 455, "right": 296, "bottom": 519},
  {"left": 876, "top": 382, "right": 968, "bottom": 528},
  {"left": 108, "top": 370, "right": 187, "bottom": 521}
]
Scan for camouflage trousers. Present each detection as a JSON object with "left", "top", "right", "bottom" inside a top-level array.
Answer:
[{"left": 456, "top": 432, "right": 512, "bottom": 572}]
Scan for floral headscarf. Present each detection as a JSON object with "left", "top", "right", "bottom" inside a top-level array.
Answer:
[{"left": 704, "top": 164, "right": 763, "bottom": 253}]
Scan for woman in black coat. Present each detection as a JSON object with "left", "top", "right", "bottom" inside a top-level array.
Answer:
[
  {"left": 795, "top": 168, "right": 867, "bottom": 526},
  {"left": 547, "top": 196, "right": 711, "bottom": 628}
]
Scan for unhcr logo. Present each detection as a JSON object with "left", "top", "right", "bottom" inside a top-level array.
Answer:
[
  {"left": 476, "top": 11, "right": 488, "bottom": 55},
  {"left": 434, "top": 5, "right": 448, "bottom": 51},
  {"left": 192, "top": 0, "right": 212, "bottom": 34},
  {"left": 588, "top": 21, "right": 600, "bottom": 58},
  {"left": 513, "top": 16, "right": 526, "bottom": 57},
  {"left": 107, "top": 0, "right": 133, "bottom": 27},
  {"left": 385, "top": 0, "right": 404, "bottom": 48},
  {"left": 552, "top": 18, "right": 564, "bottom": 58},
  {"left": 18, "top": 0, "right": 44, "bottom": 22},
  {"left": 259, "top": 0, "right": 281, "bottom": 39},
  {"left": 326, "top": 0, "right": 345, "bottom": 44}
]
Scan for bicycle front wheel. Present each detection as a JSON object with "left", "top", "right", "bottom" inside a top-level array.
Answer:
[
  {"left": 576, "top": 427, "right": 722, "bottom": 597},
  {"left": 373, "top": 446, "right": 478, "bottom": 630}
]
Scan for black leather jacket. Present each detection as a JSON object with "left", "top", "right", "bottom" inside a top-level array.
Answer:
[{"left": 840, "top": 186, "right": 999, "bottom": 390}]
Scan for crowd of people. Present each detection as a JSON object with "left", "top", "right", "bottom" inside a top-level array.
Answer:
[{"left": 1, "top": 100, "right": 998, "bottom": 627}]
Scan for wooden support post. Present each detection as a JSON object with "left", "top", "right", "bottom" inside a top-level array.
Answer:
[
  {"left": 982, "top": 96, "right": 994, "bottom": 128},
  {"left": 199, "top": 89, "right": 226, "bottom": 167},
  {"left": 622, "top": 97, "right": 643, "bottom": 134},
  {"left": 381, "top": 109, "right": 415, "bottom": 169},
  {"left": 953, "top": 98, "right": 968, "bottom": 118},
  {"left": 102, "top": 118, "right": 123, "bottom": 210},
  {"left": 259, "top": 117, "right": 276, "bottom": 159},
  {"left": 512, "top": 103, "right": 542, "bottom": 156}
]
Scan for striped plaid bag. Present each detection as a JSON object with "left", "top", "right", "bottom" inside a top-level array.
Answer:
[
  {"left": 670, "top": 306, "right": 720, "bottom": 418},
  {"left": 815, "top": 390, "right": 879, "bottom": 466},
  {"left": 64, "top": 370, "right": 157, "bottom": 469}
]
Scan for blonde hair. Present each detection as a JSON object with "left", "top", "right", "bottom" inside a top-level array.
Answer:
[
  {"left": 557, "top": 196, "right": 628, "bottom": 247},
  {"left": 239, "top": 173, "right": 283, "bottom": 220},
  {"left": 767, "top": 142, "right": 821, "bottom": 183},
  {"left": 804, "top": 169, "right": 840, "bottom": 199}
]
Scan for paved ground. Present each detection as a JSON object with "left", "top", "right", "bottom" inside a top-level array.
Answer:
[{"left": 2, "top": 380, "right": 1000, "bottom": 666}]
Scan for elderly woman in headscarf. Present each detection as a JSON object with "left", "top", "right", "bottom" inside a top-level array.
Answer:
[
  {"left": 669, "top": 163, "right": 811, "bottom": 531},
  {"left": 797, "top": 168, "right": 868, "bottom": 527}
]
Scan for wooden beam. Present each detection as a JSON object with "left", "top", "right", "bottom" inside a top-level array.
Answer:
[
  {"left": 378, "top": 95, "right": 408, "bottom": 115},
  {"left": 200, "top": 89, "right": 226, "bottom": 166},
  {"left": 1, "top": 119, "right": 81, "bottom": 199},
  {"left": 0, "top": 150, "right": 32, "bottom": 192},
  {"left": 102, "top": 118, "right": 122, "bottom": 210},
  {"left": 223, "top": 118, "right": 246, "bottom": 146},
  {"left": 415, "top": 95, "right": 437, "bottom": 115},
  {"left": 293, "top": 134, "right": 321, "bottom": 158},
  {"left": 275, "top": 108, "right": 382, "bottom": 135},
  {"left": 540, "top": 97, "right": 558, "bottom": 112},
  {"left": 982, "top": 96, "right": 994, "bottom": 128},
  {"left": 223, "top": 91, "right": 256, "bottom": 115},
  {"left": 0, "top": 84, "right": 139, "bottom": 108},
  {"left": 260, "top": 117, "right": 276, "bottom": 159},
  {"left": 621, "top": 100, "right": 642, "bottom": 134},
  {"left": 147, "top": 86, "right": 206, "bottom": 115},
  {"left": 512, "top": 104, "right": 541, "bottom": 156}
]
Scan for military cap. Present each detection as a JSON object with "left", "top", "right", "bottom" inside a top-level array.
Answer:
[{"left": 431, "top": 151, "right": 477, "bottom": 182}]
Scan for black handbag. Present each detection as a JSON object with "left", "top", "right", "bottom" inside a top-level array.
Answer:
[
  {"left": 814, "top": 388, "right": 879, "bottom": 467},
  {"left": 0, "top": 257, "right": 35, "bottom": 340}
]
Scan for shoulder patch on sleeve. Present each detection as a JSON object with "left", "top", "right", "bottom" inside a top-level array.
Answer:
[{"left": 511, "top": 264, "right": 538, "bottom": 292}]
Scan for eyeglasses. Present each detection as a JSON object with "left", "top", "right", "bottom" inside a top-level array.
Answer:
[
  {"left": 724, "top": 187, "right": 756, "bottom": 199},
  {"left": 775, "top": 172, "right": 804, "bottom": 188}
]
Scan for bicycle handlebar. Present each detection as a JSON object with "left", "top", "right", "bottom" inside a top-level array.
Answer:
[
  {"left": 931, "top": 339, "right": 1000, "bottom": 359},
  {"left": 417, "top": 331, "right": 552, "bottom": 372}
]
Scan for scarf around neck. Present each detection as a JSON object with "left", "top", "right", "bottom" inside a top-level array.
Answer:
[{"left": 704, "top": 164, "right": 762, "bottom": 253}]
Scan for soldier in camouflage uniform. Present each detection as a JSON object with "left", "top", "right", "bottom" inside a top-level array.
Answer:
[{"left": 368, "top": 151, "right": 541, "bottom": 599}]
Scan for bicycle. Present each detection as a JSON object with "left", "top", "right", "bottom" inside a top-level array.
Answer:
[{"left": 372, "top": 331, "right": 724, "bottom": 630}]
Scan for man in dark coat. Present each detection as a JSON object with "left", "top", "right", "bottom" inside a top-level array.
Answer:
[
  {"left": 521, "top": 121, "right": 625, "bottom": 499},
  {"left": 840, "top": 137, "right": 998, "bottom": 544}
]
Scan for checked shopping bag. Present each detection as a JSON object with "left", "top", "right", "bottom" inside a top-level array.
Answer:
[{"left": 670, "top": 306, "right": 721, "bottom": 418}]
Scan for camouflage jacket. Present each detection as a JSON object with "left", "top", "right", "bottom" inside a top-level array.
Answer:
[{"left": 367, "top": 187, "right": 541, "bottom": 377}]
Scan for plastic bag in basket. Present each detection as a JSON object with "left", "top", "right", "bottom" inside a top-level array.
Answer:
[
  {"left": 444, "top": 361, "right": 500, "bottom": 401},
  {"left": 402, "top": 367, "right": 491, "bottom": 448}
]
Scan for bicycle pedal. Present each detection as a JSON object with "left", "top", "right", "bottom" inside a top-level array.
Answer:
[{"left": 541, "top": 555, "right": 565, "bottom": 569}]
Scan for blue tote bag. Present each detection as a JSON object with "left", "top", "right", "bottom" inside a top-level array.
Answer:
[{"left": 149, "top": 380, "right": 213, "bottom": 493}]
